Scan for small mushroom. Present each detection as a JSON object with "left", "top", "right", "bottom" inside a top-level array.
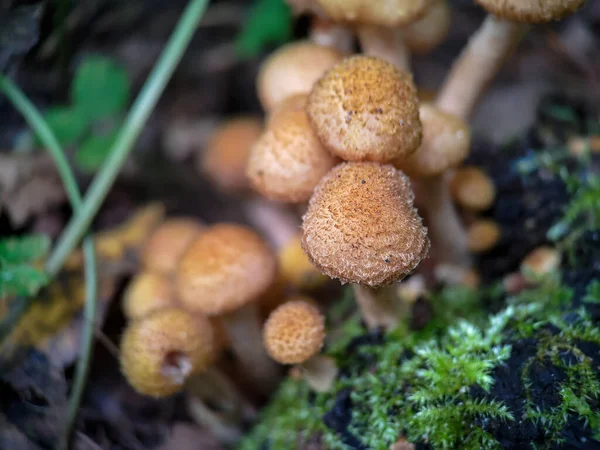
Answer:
[
  {"left": 199, "top": 117, "right": 263, "bottom": 193},
  {"left": 123, "top": 271, "right": 176, "bottom": 320},
  {"left": 257, "top": 41, "right": 343, "bottom": 112},
  {"left": 450, "top": 166, "right": 496, "bottom": 212},
  {"left": 301, "top": 162, "right": 429, "bottom": 329},
  {"left": 176, "top": 224, "right": 280, "bottom": 394},
  {"left": 521, "top": 246, "right": 561, "bottom": 280},
  {"left": 263, "top": 299, "right": 337, "bottom": 392},
  {"left": 247, "top": 108, "right": 338, "bottom": 203},
  {"left": 141, "top": 218, "right": 204, "bottom": 276},
  {"left": 307, "top": 55, "right": 422, "bottom": 163},
  {"left": 394, "top": 103, "right": 472, "bottom": 265},
  {"left": 402, "top": 0, "right": 451, "bottom": 55},
  {"left": 467, "top": 219, "right": 501, "bottom": 253},
  {"left": 120, "top": 308, "right": 214, "bottom": 397},
  {"left": 436, "top": 0, "right": 587, "bottom": 119}
]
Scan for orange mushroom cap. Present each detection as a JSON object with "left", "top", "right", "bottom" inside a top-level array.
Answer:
[
  {"left": 141, "top": 218, "right": 204, "bottom": 275},
  {"left": 307, "top": 55, "right": 422, "bottom": 163},
  {"left": 247, "top": 109, "right": 338, "bottom": 203},
  {"left": 267, "top": 93, "right": 308, "bottom": 128},
  {"left": 263, "top": 299, "right": 325, "bottom": 364},
  {"left": 467, "top": 219, "right": 501, "bottom": 253},
  {"left": 176, "top": 224, "right": 277, "bottom": 316},
  {"left": 394, "top": 103, "right": 471, "bottom": 178},
  {"left": 120, "top": 308, "right": 214, "bottom": 397},
  {"left": 258, "top": 41, "right": 344, "bottom": 112},
  {"left": 403, "top": 0, "right": 451, "bottom": 54},
  {"left": 123, "top": 271, "right": 176, "bottom": 320},
  {"left": 301, "top": 162, "right": 429, "bottom": 287},
  {"left": 475, "top": 0, "right": 586, "bottom": 24},
  {"left": 450, "top": 166, "right": 496, "bottom": 211},
  {"left": 199, "top": 117, "right": 263, "bottom": 193},
  {"left": 315, "top": 0, "right": 432, "bottom": 27}
]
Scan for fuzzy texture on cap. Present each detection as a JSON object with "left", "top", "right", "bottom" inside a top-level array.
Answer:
[
  {"left": 120, "top": 308, "right": 214, "bottom": 397},
  {"left": 258, "top": 41, "right": 343, "bottom": 112},
  {"left": 394, "top": 103, "right": 470, "bottom": 177},
  {"left": 450, "top": 166, "right": 496, "bottom": 211},
  {"left": 123, "top": 271, "right": 176, "bottom": 320},
  {"left": 176, "top": 224, "right": 277, "bottom": 316},
  {"left": 199, "top": 117, "right": 263, "bottom": 193},
  {"left": 467, "top": 219, "right": 501, "bottom": 253},
  {"left": 402, "top": 0, "right": 451, "bottom": 54},
  {"left": 301, "top": 162, "right": 430, "bottom": 286},
  {"left": 142, "top": 218, "right": 204, "bottom": 275},
  {"left": 316, "top": 0, "right": 431, "bottom": 27},
  {"left": 247, "top": 110, "right": 338, "bottom": 203},
  {"left": 307, "top": 56, "right": 422, "bottom": 163},
  {"left": 263, "top": 299, "right": 325, "bottom": 364},
  {"left": 475, "top": 0, "right": 586, "bottom": 23}
]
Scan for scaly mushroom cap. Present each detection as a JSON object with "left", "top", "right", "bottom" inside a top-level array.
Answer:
[
  {"left": 302, "top": 162, "right": 430, "bottom": 286},
  {"left": 247, "top": 109, "right": 338, "bottom": 203},
  {"left": 307, "top": 56, "right": 422, "bottom": 163},
  {"left": 123, "top": 271, "right": 176, "bottom": 320},
  {"left": 316, "top": 0, "right": 431, "bottom": 27},
  {"left": 450, "top": 166, "right": 496, "bottom": 211},
  {"left": 394, "top": 103, "right": 470, "bottom": 177},
  {"left": 176, "top": 224, "right": 277, "bottom": 316},
  {"left": 142, "top": 218, "right": 204, "bottom": 275},
  {"left": 263, "top": 299, "right": 325, "bottom": 364},
  {"left": 258, "top": 41, "right": 344, "bottom": 112},
  {"left": 199, "top": 117, "right": 263, "bottom": 193},
  {"left": 120, "top": 308, "right": 214, "bottom": 397},
  {"left": 403, "top": 0, "right": 451, "bottom": 54},
  {"left": 475, "top": 0, "right": 586, "bottom": 24}
]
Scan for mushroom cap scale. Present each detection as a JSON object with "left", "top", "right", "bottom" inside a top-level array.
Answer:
[
  {"left": 247, "top": 109, "right": 338, "bottom": 203},
  {"left": 475, "top": 0, "right": 586, "bottom": 24},
  {"left": 120, "top": 308, "right": 214, "bottom": 397},
  {"left": 307, "top": 56, "right": 422, "bottom": 163},
  {"left": 301, "top": 162, "right": 429, "bottom": 287},
  {"left": 263, "top": 299, "right": 325, "bottom": 364},
  {"left": 258, "top": 41, "right": 343, "bottom": 112},
  {"left": 176, "top": 224, "right": 277, "bottom": 316},
  {"left": 316, "top": 0, "right": 432, "bottom": 27}
]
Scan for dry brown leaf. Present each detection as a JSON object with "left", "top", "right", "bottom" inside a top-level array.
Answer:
[{"left": 0, "top": 153, "right": 65, "bottom": 226}]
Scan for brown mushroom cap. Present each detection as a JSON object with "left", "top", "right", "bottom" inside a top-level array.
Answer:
[
  {"left": 402, "top": 0, "right": 451, "bottom": 54},
  {"left": 307, "top": 56, "right": 422, "bottom": 163},
  {"left": 521, "top": 246, "right": 561, "bottom": 277},
  {"left": 123, "top": 271, "right": 176, "bottom": 320},
  {"left": 450, "top": 166, "right": 496, "bottom": 211},
  {"left": 120, "top": 308, "right": 214, "bottom": 397},
  {"left": 263, "top": 299, "right": 325, "bottom": 364},
  {"left": 467, "top": 219, "right": 501, "bottom": 253},
  {"left": 258, "top": 41, "right": 344, "bottom": 112},
  {"left": 475, "top": 0, "right": 586, "bottom": 24},
  {"left": 199, "top": 117, "right": 263, "bottom": 193},
  {"left": 142, "top": 218, "right": 204, "bottom": 275},
  {"left": 316, "top": 0, "right": 432, "bottom": 27},
  {"left": 176, "top": 224, "right": 277, "bottom": 316},
  {"left": 267, "top": 93, "right": 308, "bottom": 128},
  {"left": 301, "top": 162, "right": 429, "bottom": 286},
  {"left": 394, "top": 103, "right": 470, "bottom": 178},
  {"left": 247, "top": 109, "right": 339, "bottom": 203}
]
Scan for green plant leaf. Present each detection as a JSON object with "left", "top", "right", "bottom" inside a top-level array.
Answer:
[
  {"left": 235, "top": 0, "right": 293, "bottom": 59},
  {"left": 74, "top": 131, "right": 118, "bottom": 173},
  {"left": 0, "top": 264, "right": 48, "bottom": 297},
  {"left": 71, "top": 56, "right": 130, "bottom": 121},
  {"left": 0, "top": 234, "right": 50, "bottom": 265},
  {"left": 33, "top": 106, "right": 89, "bottom": 147}
]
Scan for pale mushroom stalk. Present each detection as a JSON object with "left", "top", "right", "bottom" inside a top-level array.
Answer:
[
  {"left": 435, "top": 16, "right": 527, "bottom": 120},
  {"left": 243, "top": 197, "right": 300, "bottom": 249},
  {"left": 309, "top": 15, "right": 354, "bottom": 53},
  {"left": 417, "top": 174, "right": 471, "bottom": 266},
  {"left": 301, "top": 354, "right": 338, "bottom": 393},
  {"left": 352, "top": 284, "right": 406, "bottom": 330},
  {"left": 220, "top": 303, "right": 280, "bottom": 394},
  {"left": 357, "top": 25, "right": 411, "bottom": 71}
]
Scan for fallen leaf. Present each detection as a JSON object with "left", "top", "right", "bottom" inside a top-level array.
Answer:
[{"left": 0, "top": 154, "right": 65, "bottom": 227}]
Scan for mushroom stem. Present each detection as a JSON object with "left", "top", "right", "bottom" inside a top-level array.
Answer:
[
  {"left": 309, "top": 16, "right": 354, "bottom": 53},
  {"left": 435, "top": 16, "right": 528, "bottom": 120},
  {"left": 220, "top": 303, "right": 281, "bottom": 395},
  {"left": 352, "top": 284, "right": 403, "bottom": 331},
  {"left": 417, "top": 174, "right": 471, "bottom": 267},
  {"left": 301, "top": 355, "right": 338, "bottom": 393},
  {"left": 357, "top": 25, "right": 410, "bottom": 71},
  {"left": 243, "top": 197, "right": 300, "bottom": 249}
]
